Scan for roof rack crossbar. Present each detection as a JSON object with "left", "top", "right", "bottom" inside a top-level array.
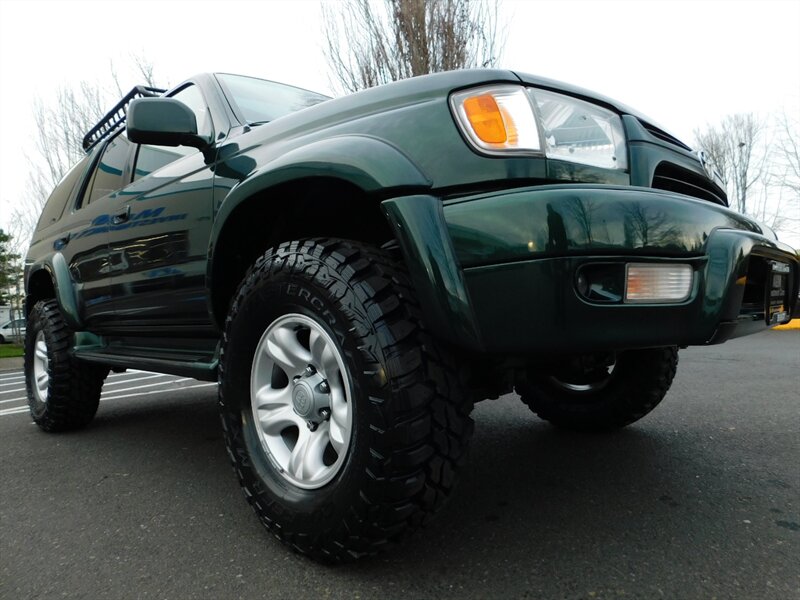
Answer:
[{"left": 82, "top": 85, "right": 166, "bottom": 152}]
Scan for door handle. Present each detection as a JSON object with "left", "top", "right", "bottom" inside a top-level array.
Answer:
[
  {"left": 53, "top": 233, "right": 71, "bottom": 250},
  {"left": 112, "top": 206, "right": 131, "bottom": 224}
]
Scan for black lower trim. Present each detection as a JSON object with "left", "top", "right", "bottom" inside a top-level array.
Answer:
[{"left": 74, "top": 348, "right": 218, "bottom": 381}]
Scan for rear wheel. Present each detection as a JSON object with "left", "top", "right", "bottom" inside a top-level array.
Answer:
[
  {"left": 25, "top": 300, "right": 108, "bottom": 432},
  {"left": 519, "top": 347, "right": 678, "bottom": 431},
  {"left": 219, "top": 239, "right": 473, "bottom": 563}
]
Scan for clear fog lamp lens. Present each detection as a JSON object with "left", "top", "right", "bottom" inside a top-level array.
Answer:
[
  {"left": 625, "top": 264, "right": 693, "bottom": 303},
  {"left": 530, "top": 89, "right": 627, "bottom": 170}
]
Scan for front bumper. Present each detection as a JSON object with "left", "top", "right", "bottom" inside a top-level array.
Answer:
[{"left": 382, "top": 185, "right": 799, "bottom": 355}]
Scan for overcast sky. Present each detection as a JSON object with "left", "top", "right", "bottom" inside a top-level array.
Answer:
[{"left": 1, "top": 0, "right": 798, "bottom": 244}]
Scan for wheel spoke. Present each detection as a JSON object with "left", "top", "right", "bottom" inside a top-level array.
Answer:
[
  {"left": 329, "top": 418, "right": 346, "bottom": 454},
  {"left": 308, "top": 329, "right": 327, "bottom": 370},
  {"left": 254, "top": 384, "right": 292, "bottom": 410},
  {"left": 35, "top": 341, "right": 48, "bottom": 362},
  {"left": 329, "top": 381, "right": 348, "bottom": 428},
  {"left": 36, "top": 373, "right": 48, "bottom": 391},
  {"left": 319, "top": 343, "right": 340, "bottom": 381},
  {"left": 259, "top": 404, "right": 301, "bottom": 435},
  {"left": 288, "top": 426, "right": 328, "bottom": 480},
  {"left": 266, "top": 326, "right": 311, "bottom": 376}
]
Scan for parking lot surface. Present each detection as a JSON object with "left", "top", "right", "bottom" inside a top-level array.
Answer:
[{"left": 1, "top": 330, "right": 798, "bottom": 599}]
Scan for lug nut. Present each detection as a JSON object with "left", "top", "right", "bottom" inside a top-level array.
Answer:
[
  {"left": 318, "top": 407, "right": 331, "bottom": 421},
  {"left": 318, "top": 380, "right": 329, "bottom": 394},
  {"left": 304, "top": 365, "right": 316, "bottom": 377},
  {"left": 306, "top": 421, "right": 319, "bottom": 432}
]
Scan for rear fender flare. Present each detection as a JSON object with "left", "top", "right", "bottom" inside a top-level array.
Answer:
[{"left": 26, "top": 253, "right": 82, "bottom": 330}]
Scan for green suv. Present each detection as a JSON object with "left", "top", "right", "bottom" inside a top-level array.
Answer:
[{"left": 23, "top": 70, "right": 799, "bottom": 562}]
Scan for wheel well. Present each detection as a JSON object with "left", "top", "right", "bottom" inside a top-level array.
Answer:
[
  {"left": 210, "top": 177, "right": 395, "bottom": 327},
  {"left": 25, "top": 270, "right": 56, "bottom": 317}
]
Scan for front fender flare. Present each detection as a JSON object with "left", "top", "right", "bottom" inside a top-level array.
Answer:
[
  {"left": 209, "top": 134, "right": 431, "bottom": 248},
  {"left": 206, "top": 135, "right": 432, "bottom": 323}
]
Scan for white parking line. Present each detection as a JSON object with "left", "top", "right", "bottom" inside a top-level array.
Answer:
[
  {"left": 0, "top": 373, "right": 178, "bottom": 404},
  {"left": 0, "top": 382, "right": 217, "bottom": 417},
  {"left": 3, "top": 386, "right": 31, "bottom": 394},
  {"left": 0, "top": 396, "right": 29, "bottom": 405},
  {"left": 99, "top": 382, "right": 216, "bottom": 402},
  {"left": 100, "top": 377, "right": 193, "bottom": 396},
  {"left": 102, "top": 373, "right": 171, "bottom": 387}
]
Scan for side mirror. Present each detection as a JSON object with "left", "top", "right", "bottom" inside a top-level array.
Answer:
[{"left": 127, "top": 98, "right": 210, "bottom": 149}]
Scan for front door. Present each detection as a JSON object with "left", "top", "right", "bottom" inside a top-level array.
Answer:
[{"left": 103, "top": 83, "right": 216, "bottom": 338}]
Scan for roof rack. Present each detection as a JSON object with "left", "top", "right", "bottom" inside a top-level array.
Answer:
[{"left": 82, "top": 85, "right": 166, "bottom": 152}]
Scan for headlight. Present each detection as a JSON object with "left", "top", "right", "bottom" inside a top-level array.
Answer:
[
  {"left": 450, "top": 85, "right": 627, "bottom": 170},
  {"left": 531, "top": 89, "right": 627, "bottom": 170}
]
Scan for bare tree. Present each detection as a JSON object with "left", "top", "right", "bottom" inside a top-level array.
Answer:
[
  {"left": 695, "top": 111, "right": 800, "bottom": 236},
  {"left": 773, "top": 110, "right": 800, "bottom": 232},
  {"left": 694, "top": 113, "right": 768, "bottom": 217},
  {"left": 567, "top": 197, "right": 597, "bottom": 245},
  {"left": 9, "top": 58, "right": 161, "bottom": 253},
  {"left": 323, "top": 0, "right": 503, "bottom": 94},
  {"left": 776, "top": 110, "right": 800, "bottom": 193}
]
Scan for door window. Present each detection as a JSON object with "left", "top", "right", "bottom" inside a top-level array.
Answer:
[{"left": 83, "top": 134, "right": 134, "bottom": 205}]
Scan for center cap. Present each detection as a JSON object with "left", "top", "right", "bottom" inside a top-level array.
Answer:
[{"left": 292, "top": 380, "right": 315, "bottom": 419}]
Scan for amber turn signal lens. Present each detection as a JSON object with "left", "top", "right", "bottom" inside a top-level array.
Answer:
[
  {"left": 450, "top": 85, "right": 541, "bottom": 153},
  {"left": 463, "top": 94, "right": 507, "bottom": 144}
]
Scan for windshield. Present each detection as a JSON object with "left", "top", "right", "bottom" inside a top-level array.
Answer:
[{"left": 216, "top": 73, "right": 330, "bottom": 124}]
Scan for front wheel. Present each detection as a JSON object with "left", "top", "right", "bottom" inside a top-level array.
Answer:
[
  {"left": 519, "top": 347, "right": 678, "bottom": 431},
  {"left": 219, "top": 239, "right": 473, "bottom": 563}
]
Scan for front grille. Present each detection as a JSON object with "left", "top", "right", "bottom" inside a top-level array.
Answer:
[
  {"left": 640, "top": 121, "right": 692, "bottom": 151},
  {"left": 651, "top": 162, "right": 727, "bottom": 206}
]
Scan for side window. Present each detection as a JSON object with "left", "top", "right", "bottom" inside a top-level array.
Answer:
[
  {"left": 132, "top": 84, "right": 212, "bottom": 182},
  {"left": 84, "top": 134, "right": 134, "bottom": 204},
  {"left": 133, "top": 144, "right": 192, "bottom": 181},
  {"left": 35, "top": 154, "right": 91, "bottom": 231}
]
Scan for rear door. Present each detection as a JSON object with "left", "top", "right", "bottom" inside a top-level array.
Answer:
[{"left": 31, "top": 138, "right": 136, "bottom": 328}]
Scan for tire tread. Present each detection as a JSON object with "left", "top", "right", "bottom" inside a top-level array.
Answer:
[{"left": 219, "top": 239, "right": 473, "bottom": 563}]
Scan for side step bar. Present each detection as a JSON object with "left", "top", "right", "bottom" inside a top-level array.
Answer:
[{"left": 74, "top": 348, "right": 218, "bottom": 382}]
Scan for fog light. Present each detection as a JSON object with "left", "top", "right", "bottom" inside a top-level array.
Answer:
[{"left": 625, "top": 264, "right": 693, "bottom": 303}]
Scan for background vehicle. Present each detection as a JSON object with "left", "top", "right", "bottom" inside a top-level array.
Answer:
[
  {"left": 0, "top": 318, "right": 26, "bottom": 344},
  {"left": 22, "top": 70, "right": 799, "bottom": 562}
]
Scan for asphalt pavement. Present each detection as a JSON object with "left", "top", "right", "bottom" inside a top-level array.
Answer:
[{"left": 1, "top": 330, "right": 798, "bottom": 599}]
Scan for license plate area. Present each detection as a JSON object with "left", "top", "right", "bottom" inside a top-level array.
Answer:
[{"left": 766, "top": 260, "right": 790, "bottom": 325}]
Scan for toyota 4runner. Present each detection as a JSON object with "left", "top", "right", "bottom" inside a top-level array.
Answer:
[{"left": 23, "top": 70, "right": 799, "bottom": 562}]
